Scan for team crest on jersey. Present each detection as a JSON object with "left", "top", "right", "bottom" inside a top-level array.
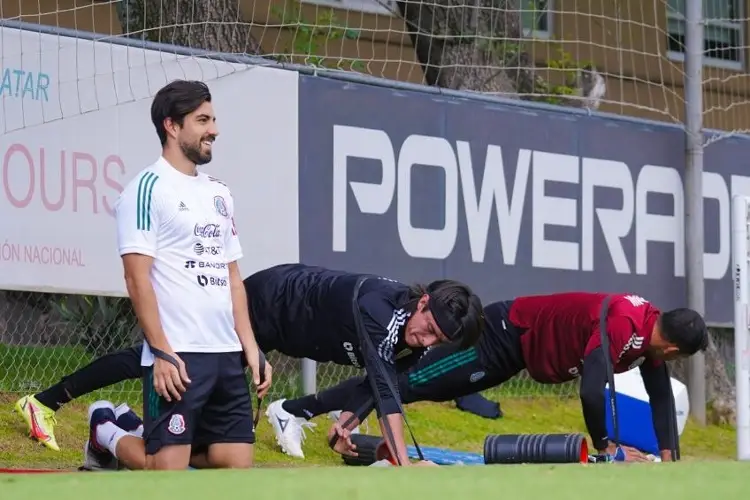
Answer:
[
  {"left": 168, "top": 414, "right": 186, "bottom": 435},
  {"left": 213, "top": 196, "right": 229, "bottom": 218}
]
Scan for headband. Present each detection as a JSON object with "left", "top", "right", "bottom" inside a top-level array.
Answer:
[{"left": 429, "top": 294, "right": 463, "bottom": 341}]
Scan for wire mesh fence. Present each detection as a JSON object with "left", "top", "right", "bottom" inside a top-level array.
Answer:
[
  {"left": 1, "top": 0, "right": 748, "bottom": 134},
  {"left": 0, "top": 288, "right": 585, "bottom": 401},
  {"left": 0, "top": 287, "right": 737, "bottom": 402}
]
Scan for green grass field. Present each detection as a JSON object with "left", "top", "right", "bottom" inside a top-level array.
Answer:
[
  {"left": 0, "top": 344, "right": 745, "bottom": 499},
  {"left": 1, "top": 462, "right": 748, "bottom": 500},
  {"left": 0, "top": 390, "right": 739, "bottom": 470}
]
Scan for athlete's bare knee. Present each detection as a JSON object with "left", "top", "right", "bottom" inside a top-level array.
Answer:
[
  {"left": 146, "top": 445, "right": 191, "bottom": 470},
  {"left": 115, "top": 435, "right": 146, "bottom": 470},
  {"left": 207, "top": 443, "right": 254, "bottom": 468},
  {"left": 189, "top": 452, "right": 210, "bottom": 469}
]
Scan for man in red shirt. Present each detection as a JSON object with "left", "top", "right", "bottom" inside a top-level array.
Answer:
[
  {"left": 273, "top": 292, "right": 707, "bottom": 462},
  {"left": 508, "top": 292, "right": 705, "bottom": 461},
  {"left": 514, "top": 292, "right": 669, "bottom": 383}
]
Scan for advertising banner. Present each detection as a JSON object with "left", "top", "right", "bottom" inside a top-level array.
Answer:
[
  {"left": 298, "top": 75, "right": 750, "bottom": 325},
  {"left": 0, "top": 27, "right": 299, "bottom": 296}
]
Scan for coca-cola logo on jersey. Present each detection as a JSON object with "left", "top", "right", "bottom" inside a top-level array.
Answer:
[{"left": 194, "top": 223, "right": 221, "bottom": 239}]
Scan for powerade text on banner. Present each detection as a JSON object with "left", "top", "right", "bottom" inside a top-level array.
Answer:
[{"left": 297, "top": 74, "right": 750, "bottom": 325}]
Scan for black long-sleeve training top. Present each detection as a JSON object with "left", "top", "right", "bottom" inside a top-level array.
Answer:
[{"left": 244, "top": 263, "right": 421, "bottom": 416}]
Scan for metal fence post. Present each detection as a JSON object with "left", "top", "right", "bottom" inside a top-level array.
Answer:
[
  {"left": 301, "top": 358, "right": 317, "bottom": 395},
  {"left": 684, "top": 0, "right": 707, "bottom": 425}
]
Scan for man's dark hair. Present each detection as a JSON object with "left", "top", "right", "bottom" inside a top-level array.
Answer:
[
  {"left": 659, "top": 308, "right": 709, "bottom": 355},
  {"left": 150, "top": 80, "right": 212, "bottom": 145},
  {"left": 406, "top": 280, "right": 484, "bottom": 349}
]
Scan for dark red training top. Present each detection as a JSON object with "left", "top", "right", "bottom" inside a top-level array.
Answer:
[{"left": 509, "top": 292, "right": 661, "bottom": 384}]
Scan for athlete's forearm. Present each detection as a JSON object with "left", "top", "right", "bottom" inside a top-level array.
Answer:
[
  {"left": 379, "top": 413, "right": 410, "bottom": 465},
  {"left": 579, "top": 348, "right": 609, "bottom": 451},
  {"left": 228, "top": 263, "right": 259, "bottom": 353},
  {"left": 640, "top": 362, "right": 676, "bottom": 455},
  {"left": 125, "top": 273, "right": 170, "bottom": 352}
]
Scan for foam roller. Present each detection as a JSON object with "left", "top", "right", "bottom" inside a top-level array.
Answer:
[
  {"left": 340, "top": 434, "right": 387, "bottom": 466},
  {"left": 483, "top": 433, "right": 589, "bottom": 464}
]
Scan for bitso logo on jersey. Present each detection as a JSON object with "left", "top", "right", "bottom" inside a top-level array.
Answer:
[{"left": 213, "top": 196, "right": 229, "bottom": 218}]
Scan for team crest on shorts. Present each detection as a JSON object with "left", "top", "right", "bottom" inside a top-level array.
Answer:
[
  {"left": 168, "top": 414, "right": 186, "bottom": 435},
  {"left": 213, "top": 196, "right": 229, "bottom": 218}
]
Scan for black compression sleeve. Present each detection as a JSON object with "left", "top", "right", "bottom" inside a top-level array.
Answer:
[
  {"left": 579, "top": 346, "right": 609, "bottom": 451},
  {"left": 281, "top": 376, "right": 366, "bottom": 419},
  {"left": 360, "top": 311, "right": 401, "bottom": 417},
  {"left": 640, "top": 361, "right": 675, "bottom": 452}
]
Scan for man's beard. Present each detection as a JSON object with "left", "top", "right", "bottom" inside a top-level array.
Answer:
[{"left": 180, "top": 138, "right": 212, "bottom": 165}]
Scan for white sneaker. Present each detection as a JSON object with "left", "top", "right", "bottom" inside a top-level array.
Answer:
[
  {"left": 81, "top": 440, "right": 118, "bottom": 471},
  {"left": 266, "top": 399, "right": 316, "bottom": 458},
  {"left": 328, "top": 410, "right": 362, "bottom": 434},
  {"left": 80, "top": 401, "right": 119, "bottom": 471}
]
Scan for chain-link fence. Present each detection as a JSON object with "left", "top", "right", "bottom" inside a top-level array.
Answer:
[
  {"left": 0, "top": 288, "right": 583, "bottom": 402},
  {"left": 1, "top": 287, "right": 737, "bottom": 400}
]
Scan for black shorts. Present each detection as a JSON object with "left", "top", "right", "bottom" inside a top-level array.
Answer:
[
  {"left": 142, "top": 351, "right": 255, "bottom": 455},
  {"left": 399, "top": 300, "right": 525, "bottom": 403}
]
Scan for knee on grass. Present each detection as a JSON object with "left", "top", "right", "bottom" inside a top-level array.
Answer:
[{"left": 205, "top": 443, "right": 254, "bottom": 469}]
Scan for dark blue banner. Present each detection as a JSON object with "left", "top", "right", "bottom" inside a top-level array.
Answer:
[{"left": 298, "top": 75, "right": 750, "bottom": 325}]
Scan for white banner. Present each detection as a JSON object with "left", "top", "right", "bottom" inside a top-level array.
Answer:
[{"left": 0, "top": 27, "right": 300, "bottom": 296}]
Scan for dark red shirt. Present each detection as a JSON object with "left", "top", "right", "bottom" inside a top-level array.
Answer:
[{"left": 509, "top": 292, "right": 661, "bottom": 383}]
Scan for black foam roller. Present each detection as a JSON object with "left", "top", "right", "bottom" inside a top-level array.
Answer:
[
  {"left": 483, "top": 433, "right": 588, "bottom": 464},
  {"left": 340, "top": 434, "right": 385, "bottom": 466}
]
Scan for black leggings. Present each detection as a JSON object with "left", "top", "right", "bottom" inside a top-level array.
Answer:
[
  {"left": 35, "top": 346, "right": 142, "bottom": 410},
  {"left": 35, "top": 329, "right": 519, "bottom": 418},
  {"left": 281, "top": 336, "right": 524, "bottom": 422}
]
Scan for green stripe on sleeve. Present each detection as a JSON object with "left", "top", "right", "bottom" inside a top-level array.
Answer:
[{"left": 136, "top": 172, "right": 159, "bottom": 231}]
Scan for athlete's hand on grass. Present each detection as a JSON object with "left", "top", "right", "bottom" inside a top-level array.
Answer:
[
  {"left": 605, "top": 444, "right": 651, "bottom": 463},
  {"left": 620, "top": 446, "right": 652, "bottom": 462},
  {"left": 329, "top": 422, "right": 357, "bottom": 457},
  {"left": 154, "top": 354, "right": 191, "bottom": 402},
  {"left": 413, "top": 460, "right": 439, "bottom": 467}
]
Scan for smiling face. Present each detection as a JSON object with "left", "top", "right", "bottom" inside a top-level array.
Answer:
[
  {"left": 168, "top": 100, "right": 218, "bottom": 165},
  {"left": 404, "top": 294, "right": 451, "bottom": 348}
]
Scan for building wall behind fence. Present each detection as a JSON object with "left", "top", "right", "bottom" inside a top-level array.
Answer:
[{"left": 0, "top": 21, "right": 746, "bottom": 402}]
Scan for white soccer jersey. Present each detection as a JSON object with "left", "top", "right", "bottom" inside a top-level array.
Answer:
[{"left": 115, "top": 156, "right": 243, "bottom": 366}]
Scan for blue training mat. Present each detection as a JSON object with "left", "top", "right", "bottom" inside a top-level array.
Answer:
[{"left": 406, "top": 445, "right": 485, "bottom": 465}]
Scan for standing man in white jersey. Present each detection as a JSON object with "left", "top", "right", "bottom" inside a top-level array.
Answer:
[{"left": 90, "top": 79, "right": 271, "bottom": 471}]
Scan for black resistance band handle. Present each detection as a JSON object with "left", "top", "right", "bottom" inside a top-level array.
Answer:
[
  {"left": 599, "top": 296, "right": 620, "bottom": 448},
  {"left": 327, "top": 277, "right": 424, "bottom": 465}
]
